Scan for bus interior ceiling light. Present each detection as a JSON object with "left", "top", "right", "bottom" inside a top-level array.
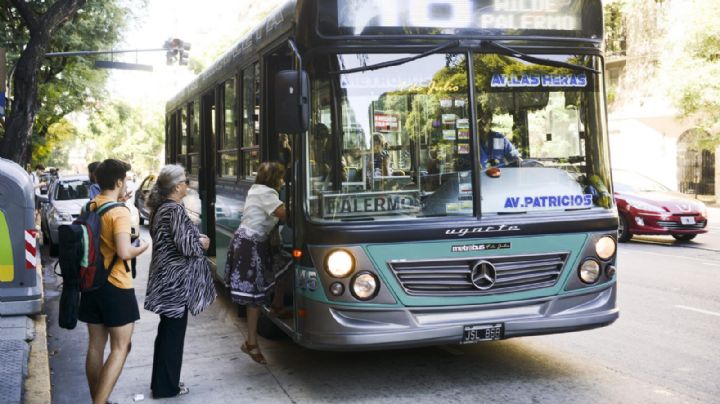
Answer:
[
  {"left": 325, "top": 250, "right": 355, "bottom": 278},
  {"left": 579, "top": 260, "right": 601, "bottom": 284},
  {"left": 595, "top": 236, "right": 616, "bottom": 260},
  {"left": 351, "top": 272, "right": 379, "bottom": 300}
]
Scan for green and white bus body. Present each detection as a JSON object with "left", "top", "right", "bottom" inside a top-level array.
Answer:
[{"left": 165, "top": 0, "right": 618, "bottom": 350}]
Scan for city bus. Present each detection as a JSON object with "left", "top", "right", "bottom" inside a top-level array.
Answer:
[{"left": 165, "top": 0, "right": 618, "bottom": 350}]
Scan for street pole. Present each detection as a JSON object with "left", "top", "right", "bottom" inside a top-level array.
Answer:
[{"left": 0, "top": 47, "right": 6, "bottom": 117}]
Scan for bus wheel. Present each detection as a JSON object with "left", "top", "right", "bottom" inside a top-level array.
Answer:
[
  {"left": 672, "top": 234, "right": 696, "bottom": 242},
  {"left": 618, "top": 214, "right": 632, "bottom": 243},
  {"left": 257, "top": 313, "right": 284, "bottom": 339}
]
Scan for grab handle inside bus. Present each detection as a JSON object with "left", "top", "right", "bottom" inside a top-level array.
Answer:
[{"left": 275, "top": 70, "right": 310, "bottom": 134}]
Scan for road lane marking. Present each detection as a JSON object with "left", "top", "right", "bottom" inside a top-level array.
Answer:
[
  {"left": 674, "top": 305, "right": 720, "bottom": 318},
  {"left": 624, "top": 249, "right": 719, "bottom": 265}
]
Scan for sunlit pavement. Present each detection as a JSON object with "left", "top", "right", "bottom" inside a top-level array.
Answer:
[{"left": 45, "top": 220, "right": 720, "bottom": 403}]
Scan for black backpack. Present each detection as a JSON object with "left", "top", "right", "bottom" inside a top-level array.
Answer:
[{"left": 58, "top": 201, "right": 130, "bottom": 292}]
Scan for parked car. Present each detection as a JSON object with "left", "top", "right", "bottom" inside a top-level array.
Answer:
[
  {"left": 134, "top": 174, "right": 156, "bottom": 225},
  {"left": 613, "top": 169, "right": 708, "bottom": 242},
  {"left": 41, "top": 175, "right": 91, "bottom": 256},
  {"left": 42, "top": 175, "right": 141, "bottom": 256}
]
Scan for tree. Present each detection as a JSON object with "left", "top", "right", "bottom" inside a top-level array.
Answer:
[
  {"left": 78, "top": 100, "right": 164, "bottom": 176},
  {"left": 0, "top": 0, "right": 87, "bottom": 164},
  {"left": 665, "top": 0, "right": 720, "bottom": 148},
  {"left": 0, "top": 0, "right": 133, "bottom": 165}
]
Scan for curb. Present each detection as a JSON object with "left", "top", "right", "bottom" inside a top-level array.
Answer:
[{"left": 23, "top": 314, "right": 51, "bottom": 404}]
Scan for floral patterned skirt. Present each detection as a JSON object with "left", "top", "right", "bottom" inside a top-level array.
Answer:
[{"left": 224, "top": 227, "right": 291, "bottom": 306}]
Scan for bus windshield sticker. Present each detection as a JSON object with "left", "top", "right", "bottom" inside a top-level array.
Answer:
[
  {"left": 321, "top": 191, "right": 420, "bottom": 218},
  {"left": 504, "top": 194, "right": 593, "bottom": 210},
  {"left": 490, "top": 73, "right": 588, "bottom": 88},
  {"left": 451, "top": 242, "right": 511, "bottom": 253}
]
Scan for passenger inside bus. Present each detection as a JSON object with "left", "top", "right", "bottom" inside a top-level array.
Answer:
[
  {"left": 311, "top": 123, "right": 347, "bottom": 186},
  {"left": 372, "top": 133, "right": 392, "bottom": 176}
]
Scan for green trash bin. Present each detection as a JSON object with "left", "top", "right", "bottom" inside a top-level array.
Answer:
[{"left": 0, "top": 157, "right": 43, "bottom": 315}]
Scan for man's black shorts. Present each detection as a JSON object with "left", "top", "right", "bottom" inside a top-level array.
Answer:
[{"left": 79, "top": 282, "right": 140, "bottom": 327}]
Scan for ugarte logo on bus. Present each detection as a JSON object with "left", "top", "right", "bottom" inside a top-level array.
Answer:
[
  {"left": 491, "top": 73, "right": 588, "bottom": 88},
  {"left": 504, "top": 194, "right": 593, "bottom": 209},
  {"left": 322, "top": 191, "right": 419, "bottom": 218},
  {"left": 451, "top": 242, "right": 511, "bottom": 253},
  {"left": 446, "top": 224, "right": 521, "bottom": 237}
]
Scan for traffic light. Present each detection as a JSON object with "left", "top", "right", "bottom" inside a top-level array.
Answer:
[
  {"left": 164, "top": 38, "right": 190, "bottom": 66},
  {"left": 179, "top": 41, "right": 191, "bottom": 65}
]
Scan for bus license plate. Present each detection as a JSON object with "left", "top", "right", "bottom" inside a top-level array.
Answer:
[
  {"left": 681, "top": 216, "right": 696, "bottom": 225},
  {"left": 461, "top": 324, "right": 503, "bottom": 344}
]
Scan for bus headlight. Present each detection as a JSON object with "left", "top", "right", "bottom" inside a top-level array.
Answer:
[
  {"left": 579, "top": 259, "right": 601, "bottom": 284},
  {"left": 595, "top": 236, "right": 616, "bottom": 260},
  {"left": 350, "top": 272, "right": 379, "bottom": 300},
  {"left": 325, "top": 250, "right": 355, "bottom": 278}
]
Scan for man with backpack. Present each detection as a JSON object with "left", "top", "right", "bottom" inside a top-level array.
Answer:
[{"left": 77, "top": 158, "right": 149, "bottom": 404}]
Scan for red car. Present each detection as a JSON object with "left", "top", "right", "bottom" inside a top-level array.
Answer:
[{"left": 613, "top": 170, "right": 708, "bottom": 242}]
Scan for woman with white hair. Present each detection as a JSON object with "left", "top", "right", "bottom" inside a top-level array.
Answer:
[{"left": 144, "top": 164, "right": 216, "bottom": 398}]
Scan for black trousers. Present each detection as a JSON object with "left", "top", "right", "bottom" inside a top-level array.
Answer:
[{"left": 151, "top": 309, "right": 188, "bottom": 398}]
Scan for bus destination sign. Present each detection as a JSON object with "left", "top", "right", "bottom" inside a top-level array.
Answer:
[
  {"left": 321, "top": 191, "right": 420, "bottom": 218},
  {"left": 337, "top": 0, "right": 583, "bottom": 32}
]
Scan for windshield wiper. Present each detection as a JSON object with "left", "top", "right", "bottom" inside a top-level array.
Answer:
[
  {"left": 484, "top": 40, "right": 600, "bottom": 74},
  {"left": 330, "top": 40, "right": 460, "bottom": 75}
]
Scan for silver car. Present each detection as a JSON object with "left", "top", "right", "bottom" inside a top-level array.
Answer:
[{"left": 41, "top": 175, "right": 91, "bottom": 256}]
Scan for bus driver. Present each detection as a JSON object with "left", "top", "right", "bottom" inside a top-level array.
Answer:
[{"left": 477, "top": 107, "right": 521, "bottom": 168}]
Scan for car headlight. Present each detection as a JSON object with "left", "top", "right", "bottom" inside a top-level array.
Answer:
[
  {"left": 579, "top": 259, "right": 601, "bottom": 284},
  {"left": 324, "top": 250, "right": 355, "bottom": 278},
  {"left": 595, "top": 236, "right": 616, "bottom": 260},
  {"left": 350, "top": 272, "right": 379, "bottom": 300},
  {"left": 628, "top": 200, "right": 664, "bottom": 213}
]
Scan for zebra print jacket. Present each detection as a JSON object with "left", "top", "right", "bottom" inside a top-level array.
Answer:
[{"left": 144, "top": 200, "right": 216, "bottom": 318}]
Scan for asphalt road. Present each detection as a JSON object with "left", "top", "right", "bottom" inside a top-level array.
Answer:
[{"left": 45, "top": 208, "right": 720, "bottom": 404}]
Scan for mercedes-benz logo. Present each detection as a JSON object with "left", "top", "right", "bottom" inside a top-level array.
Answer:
[{"left": 470, "top": 260, "right": 497, "bottom": 290}]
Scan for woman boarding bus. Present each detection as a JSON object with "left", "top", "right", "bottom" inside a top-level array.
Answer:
[{"left": 165, "top": 0, "right": 618, "bottom": 350}]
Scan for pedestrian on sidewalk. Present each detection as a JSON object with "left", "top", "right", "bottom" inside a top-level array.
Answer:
[
  {"left": 224, "top": 161, "right": 291, "bottom": 365},
  {"left": 144, "top": 164, "right": 216, "bottom": 398},
  {"left": 78, "top": 159, "right": 149, "bottom": 404},
  {"left": 88, "top": 161, "right": 101, "bottom": 200}
]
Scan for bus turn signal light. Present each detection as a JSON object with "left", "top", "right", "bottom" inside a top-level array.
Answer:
[{"left": 293, "top": 249, "right": 303, "bottom": 259}]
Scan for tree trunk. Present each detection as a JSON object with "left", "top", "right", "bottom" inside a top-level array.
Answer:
[{"left": 0, "top": 34, "right": 48, "bottom": 165}]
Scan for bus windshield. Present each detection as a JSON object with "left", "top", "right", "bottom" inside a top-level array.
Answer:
[{"left": 306, "top": 52, "right": 612, "bottom": 222}]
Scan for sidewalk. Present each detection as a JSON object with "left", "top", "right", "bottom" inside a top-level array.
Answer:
[
  {"left": 0, "top": 312, "right": 50, "bottom": 404},
  {"left": 45, "top": 227, "right": 295, "bottom": 404},
  {"left": 0, "top": 256, "right": 51, "bottom": 404}
]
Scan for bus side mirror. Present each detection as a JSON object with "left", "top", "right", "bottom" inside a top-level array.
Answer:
[{"left": 275, "top": 70, "right": 309, "bottom": 134}]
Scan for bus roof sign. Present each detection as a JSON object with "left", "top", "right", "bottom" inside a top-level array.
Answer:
[{"left": 320, "top": 0, "right": 601, "bottom": 39}]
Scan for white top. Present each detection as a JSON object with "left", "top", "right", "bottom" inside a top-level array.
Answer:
[
  {"left": 240, "top": 184, "right": 283, "bottom": 236},
  {"left": 30, "top": 172, "right": 41, "bottom": 196}
]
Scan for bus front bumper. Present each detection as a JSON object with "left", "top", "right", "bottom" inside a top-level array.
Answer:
[{"left": 297, "top": 283, "right": 617, "bottom": 351}]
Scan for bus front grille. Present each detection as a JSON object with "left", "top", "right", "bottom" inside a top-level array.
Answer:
[{"left": 388, "top": 252, "right": 569, "bottom": 296}]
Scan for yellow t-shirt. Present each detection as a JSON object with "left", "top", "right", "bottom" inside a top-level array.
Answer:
[{"left": 92, "top": 195, "right": 133, "bottom": 289}]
